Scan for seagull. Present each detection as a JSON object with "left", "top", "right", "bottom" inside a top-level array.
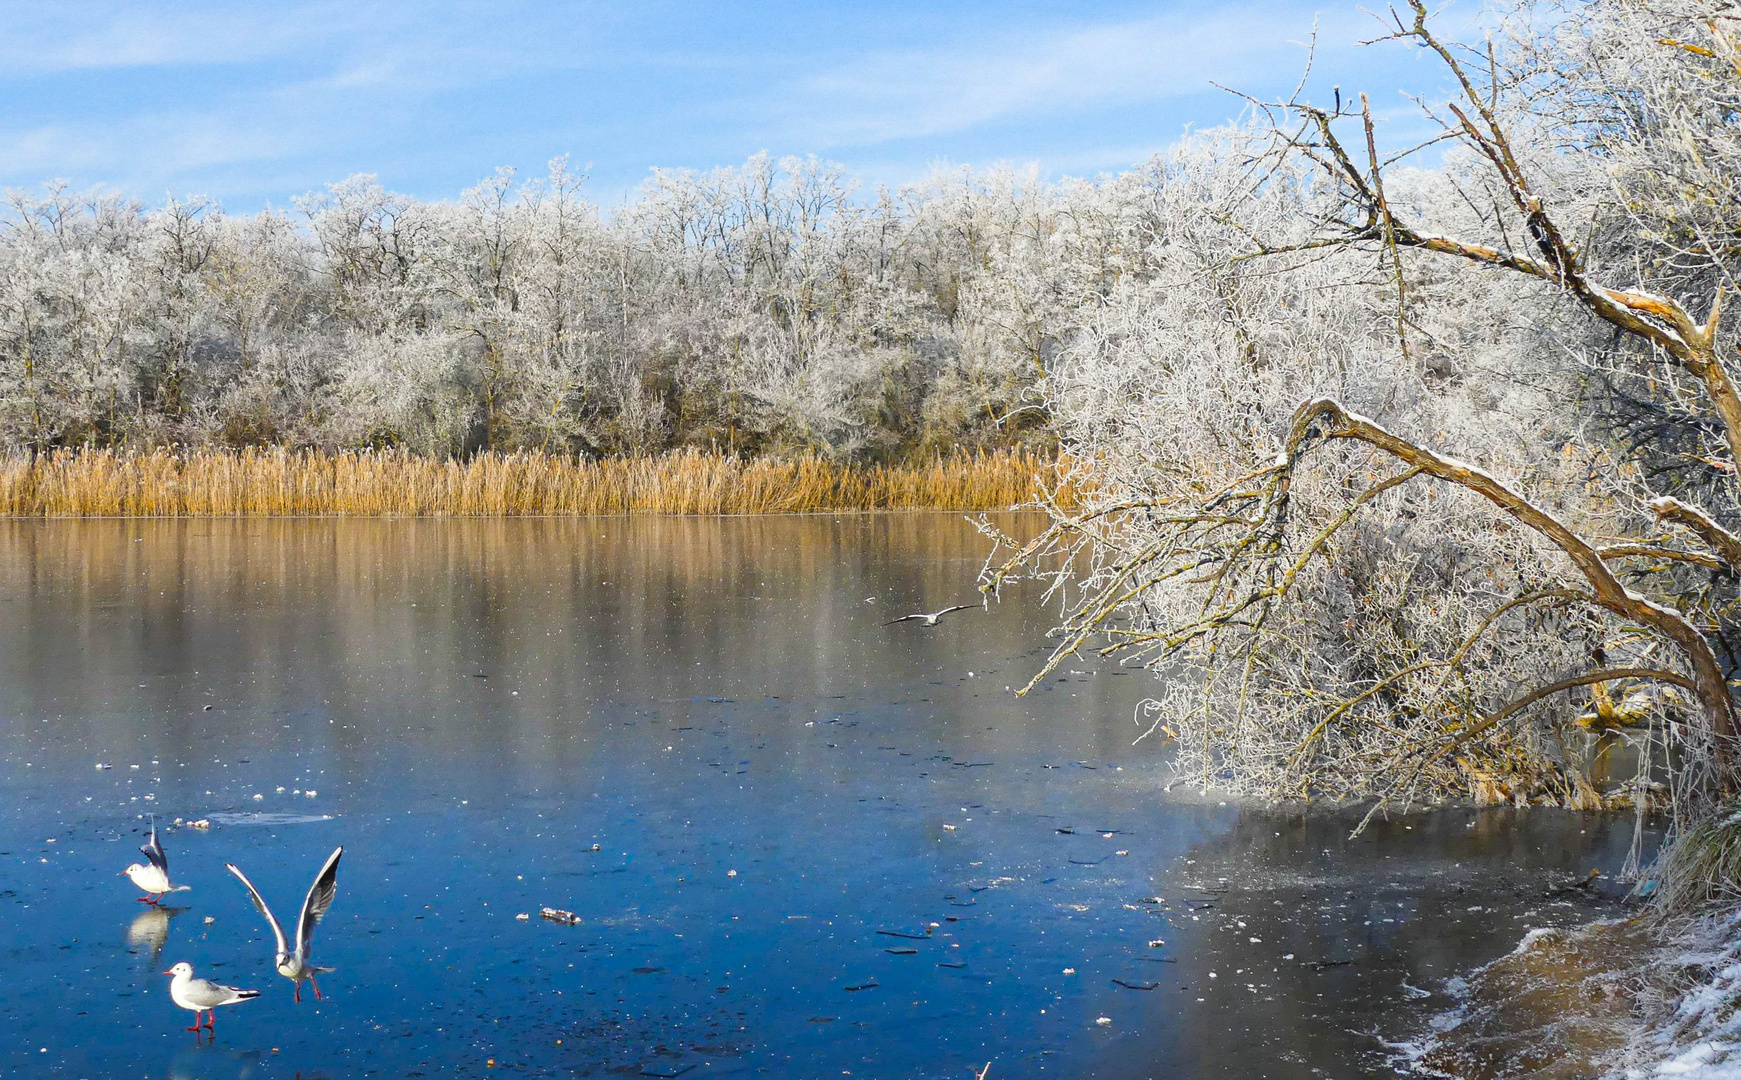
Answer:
[
  {"left": 225, "top": 846, "right": 343, "bottom": 1002},
  {"left": 163, "top": 961, "right": 258, "bottom": 1035},
  {"left": 123, "top": 817, "right": 190, "bottom": 904},
  {"left": 883, "top": 604, "right": 972, "bottom": 627}
]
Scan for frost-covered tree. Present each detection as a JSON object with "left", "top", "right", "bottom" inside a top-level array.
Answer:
[
  {"left": 985, "top": 0, "right": 1741, "bottom": 823},
  {"left": 0, "top": 154, "right": 1137, "bottom": 460}
]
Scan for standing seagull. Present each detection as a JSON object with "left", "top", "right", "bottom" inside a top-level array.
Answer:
[
  {"left": 225, "top": 847, "right": 343, "bottom": 1002},
  {"left": 123, "top": 817, "right": 190, "bottom": 904},
  {"left": 883, "top": 604, "right": 972, "bottom": 627},
  {"left": 163, "top": 961, "right": 258, "bottom": 1035}
]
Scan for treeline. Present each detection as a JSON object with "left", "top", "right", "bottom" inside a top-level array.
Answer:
[{"left": 0, "top": 154, "right": 1174, "bottom": 460}]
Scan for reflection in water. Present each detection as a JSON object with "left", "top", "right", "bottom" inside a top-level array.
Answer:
[
  {"left": 127, "top": 904, "right": 187, "bottom": 967},
  {"left": 0, "top": 518, "right": 1649, "bottom": 1079},
  {"left": 1154, "top": 808, "right": 1651, "bottom": 1078}
]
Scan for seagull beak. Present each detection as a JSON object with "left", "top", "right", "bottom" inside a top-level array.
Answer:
[{"left": 161, "top": 969, "right": 173, "bottom": 975}]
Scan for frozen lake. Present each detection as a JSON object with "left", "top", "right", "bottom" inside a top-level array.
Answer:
[{"left": 0, "top": 516, "right": 1642, "bottom": 1079}]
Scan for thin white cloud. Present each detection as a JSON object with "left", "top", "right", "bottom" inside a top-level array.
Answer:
[
  {"left": 0, "top": 0, "right": 605, "bottom": 199},
  {"left": 0, "top": 2, "right": 354, "bottom": 73},
  {"left": 0, "top": 0, "right": 581, "bottom": 77},
  {"left": 784, "top": 4, "right": 1379, "bottom": 147},
  {"left": 0, "top": 0, "right": 1465, "bottom": 206},
  {"left": 0, "top": 116, "right": 303, "bottom": 194}
]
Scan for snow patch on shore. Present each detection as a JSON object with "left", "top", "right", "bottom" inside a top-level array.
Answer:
[{"left": 1622, "top": 911, "right": 1741, "bottom": 1079}]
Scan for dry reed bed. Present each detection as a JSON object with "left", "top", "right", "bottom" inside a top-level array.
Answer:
[{"left": 0, "top": 448, "right": 1069, "bottom": 516}]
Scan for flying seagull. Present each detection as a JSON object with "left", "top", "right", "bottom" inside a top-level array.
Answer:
[
  {"left": 225, "top": 846, "right": 344, "bottom": 1002},
  {"left": 163, "top": 961, "right": 258, "bottom": 1035},
  {"left": 883, "top": 604, "right": 972, "bottom": 627},
  {"left": 123, "top": 817, "right": 191, "bottom": 904}
]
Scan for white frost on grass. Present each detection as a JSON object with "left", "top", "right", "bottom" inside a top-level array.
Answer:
[{"left": 1624, "top": 912, "right": 1741, "bottom": 1079}]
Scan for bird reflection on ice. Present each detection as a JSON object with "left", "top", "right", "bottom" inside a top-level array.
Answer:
[{"left": 126, "top": 904, "right": 186, "bottom": 967}]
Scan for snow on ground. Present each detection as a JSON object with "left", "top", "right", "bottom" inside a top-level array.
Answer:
[{"left": 1619, "top": 911, "right": 1741, "bottom": 1079}]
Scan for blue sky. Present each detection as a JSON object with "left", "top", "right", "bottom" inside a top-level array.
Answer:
[{"left": 0, "top": 1, "right": 1470, "bottom": 210}]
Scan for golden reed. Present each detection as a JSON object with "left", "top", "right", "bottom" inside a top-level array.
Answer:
[{"left": 0, "top": 447, "right": 1073, "bottom": 516}]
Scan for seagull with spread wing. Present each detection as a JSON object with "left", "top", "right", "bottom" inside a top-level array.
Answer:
[
  {"left": 883, "top": 604, "right": 972, "bottom": 627},
  {"left": 123, "top": 817, "right": 191, "bottom": 904},
  {"left": 225, "top": 846, "right": 344, "bottom": 1002}
]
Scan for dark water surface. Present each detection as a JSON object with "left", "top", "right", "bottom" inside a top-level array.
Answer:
[{"left": 0, "top": 517, "right": 1639, "bottom": 1080}]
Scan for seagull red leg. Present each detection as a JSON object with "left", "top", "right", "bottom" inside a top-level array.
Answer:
[{"left": 310, "top": 976, "right": 323, "bottom": 1001}]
